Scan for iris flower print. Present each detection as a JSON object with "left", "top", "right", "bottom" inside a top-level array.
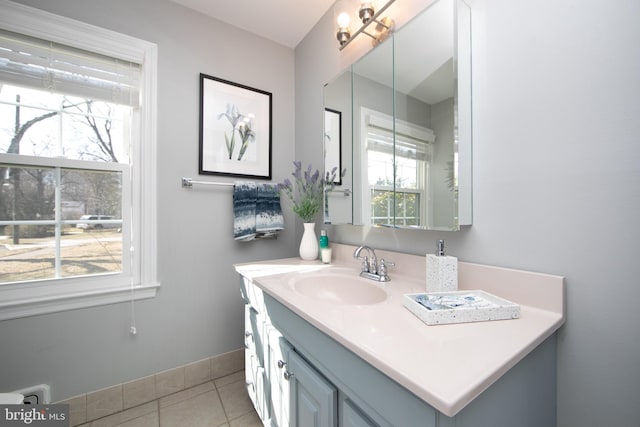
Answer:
[{"left": 217, "top": 103, "right": 242, "bottom": 160}]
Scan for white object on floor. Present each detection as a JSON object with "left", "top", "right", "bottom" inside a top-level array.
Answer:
[{"left": 0, "top": 393, "right": 24, "bottom": 404}]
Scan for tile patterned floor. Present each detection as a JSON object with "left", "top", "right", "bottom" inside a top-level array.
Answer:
[{"left": 77, "top": 371, "right": 262, "bottom": 427}]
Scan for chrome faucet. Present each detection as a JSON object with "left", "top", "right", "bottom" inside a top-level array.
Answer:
[
  {"left": 353, "top": 245, "right": 394, "bottom": 282},
  {"left": 354, "top": 245, "right": 378, "bottom": 274}
]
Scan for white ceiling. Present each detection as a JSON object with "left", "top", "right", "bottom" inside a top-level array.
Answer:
[{"left": 168, "top": 0, "right": 336, "bottom": 48}]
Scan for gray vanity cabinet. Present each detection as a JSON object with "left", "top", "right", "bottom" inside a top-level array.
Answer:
[
  {"left": 264, "top": 292, "right": 438, "bottom": 427},
  {"left": 243, "top": 277, "right": 339, "bottom": 427},
  {"left": 240, "top": 275, "right": 557, "bottom": 427},
  {"left": 241, "top": 276, "right": 429, "bottom": 427}
]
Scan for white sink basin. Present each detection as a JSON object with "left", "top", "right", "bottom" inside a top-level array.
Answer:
[{"left": 288, "top": 269, "right": 388, "bottom": 305}]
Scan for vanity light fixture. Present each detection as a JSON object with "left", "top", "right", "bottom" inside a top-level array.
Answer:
[{"left": 334, "top": 0, "right": 395, "bottom": 50}]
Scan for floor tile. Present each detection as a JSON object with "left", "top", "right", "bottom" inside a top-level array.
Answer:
[
  {"left": 217, "top": 379, "right": 254, "bottom": 420},
  {"left": 159, "top": 389, "right": 227, "bottom": 427},
  {"left": 159, "top": 382, "right": 215, "bottom": 409},
  {"left": 118, "top": 411, "right": 159, "bottom": 427},
  {"left": 214, "top": 371, "right": 244, "bottom": 388},
  {"left": 88, "top": 402, "right": 157, "bottom": 427},
  {"left": 75, "top": 368, "right": 258, "bottom": 427},
  {"left": 228, "top": 410, "right": 262, "bottom": 427}
]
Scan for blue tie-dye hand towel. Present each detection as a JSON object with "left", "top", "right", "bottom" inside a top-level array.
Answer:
[
  {"left": 233, "top": 182, "right": 257, "bottom": 241},
  {"left": 256, "top": 184, "right": 283, "bottom": 238}
]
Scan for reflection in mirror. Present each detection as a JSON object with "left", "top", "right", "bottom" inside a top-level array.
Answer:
[
  {"left": 394, "top": 0, "right": 456, "bottom": 229},
  {"left": 323, "top": 0, "right": 472, "bottom": 230},
  {"left": 324, "top": 108, "right": 343, "bottom": 186},
  {"left": 323, "top": 70, "right": 353, "bottom": 224},
  {"left": 352, "top": 37, "right": 394, "bottom": 226}
]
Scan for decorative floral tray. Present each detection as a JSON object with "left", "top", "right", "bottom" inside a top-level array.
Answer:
[{"left": 403, "top": 290, "right": 520, "bottom": 326}]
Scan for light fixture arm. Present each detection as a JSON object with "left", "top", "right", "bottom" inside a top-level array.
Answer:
[
  {"left": 338, "top": 0, "right": 395, "bottom": 51},
  {"left": 361, "top": 16, "right": 393, "bottom": 40}
]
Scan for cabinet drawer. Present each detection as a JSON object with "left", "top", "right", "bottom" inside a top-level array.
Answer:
[{"left": 241, "top": 277, "right": 266, "bottom": 313}]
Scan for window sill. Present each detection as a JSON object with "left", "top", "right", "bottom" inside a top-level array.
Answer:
[{"left": 0, "top": 283, "right": 159, "bottom": 321}]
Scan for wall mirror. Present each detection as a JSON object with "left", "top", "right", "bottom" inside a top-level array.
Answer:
[{"left": 324, "top": 0, "right": 472, "bottom": 230}]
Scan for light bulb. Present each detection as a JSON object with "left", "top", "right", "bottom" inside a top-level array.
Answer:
[{"left": 337, "top": 12, "right": 351, "bottom": 29}]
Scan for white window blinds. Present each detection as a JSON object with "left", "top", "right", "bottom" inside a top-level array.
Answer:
[
  {"left": 0, "top": 28, "right": 141, "bottom": 106},
  {"left": 366, "top": 123, "right": 435, "bottom": 161}
]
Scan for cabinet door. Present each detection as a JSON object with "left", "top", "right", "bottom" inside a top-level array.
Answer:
[
  {"left": 247, "top": 306, "right": 266, "bottom": 366},
  {"left": 288, "top": 350, "right": 337, "bottom": 427}
]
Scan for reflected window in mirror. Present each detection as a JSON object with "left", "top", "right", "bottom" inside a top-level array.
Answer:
[{"left": 360, "top": 109, "right": 435, "bottom": 227}]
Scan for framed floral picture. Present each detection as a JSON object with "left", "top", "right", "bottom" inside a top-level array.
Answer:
[{"left": 199, "top": 73, "right": 272, "bottom": 179}]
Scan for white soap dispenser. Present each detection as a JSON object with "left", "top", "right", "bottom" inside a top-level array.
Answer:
[{"left": 426, "top": 240, "right": 458, "bottom": 293}]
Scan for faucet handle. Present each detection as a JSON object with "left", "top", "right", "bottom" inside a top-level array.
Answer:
[
  {"left": 359, "top": 256, "right": 370, "bottom": 273},
  {"left": 353, "top": 246, "right": 370, "bottom": 272},
  {"left": 378, "top": 259, "right": 395, "bottom": 279},
  {"left": 379, "top": 258, "right": 395, "bottom": 268}
]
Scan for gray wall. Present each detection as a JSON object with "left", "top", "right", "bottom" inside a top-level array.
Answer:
[
  {"left": 295, "top": 0, "right": 640, "bottom": 426},
  {"left": 0, "top": 0, "right": 298, "bottom": 401}
]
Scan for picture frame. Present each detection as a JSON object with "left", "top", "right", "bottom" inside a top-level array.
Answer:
[
  {"left": 199, "top": 73, "right": 272, "bottom": 179},
  {"left": 324, "top": 108, "right": 342, "bottom": 185}
]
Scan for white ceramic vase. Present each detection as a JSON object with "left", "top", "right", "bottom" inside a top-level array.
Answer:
[{"left": 299, "top": 222, "right": 319, "bottom": 260}]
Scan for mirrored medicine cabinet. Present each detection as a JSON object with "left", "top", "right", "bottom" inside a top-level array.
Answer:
[{"left": 324, "top": 0, "right": 472, "bottom": 231}]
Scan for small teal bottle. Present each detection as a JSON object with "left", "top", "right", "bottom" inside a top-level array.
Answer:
[
  {"left": 319, "top": 229, "right": 329, "bottom": 249},
  {"left": 319, "top": 230, "right": 331, "bottom": 263}
]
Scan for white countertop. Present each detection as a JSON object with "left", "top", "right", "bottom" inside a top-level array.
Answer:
[{"left": 235, "top": 244, "right": 565, "bottom": 417}]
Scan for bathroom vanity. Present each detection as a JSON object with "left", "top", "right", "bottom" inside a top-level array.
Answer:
[{"left": 235, "top": 244, "right": 565, "bottom": 426}]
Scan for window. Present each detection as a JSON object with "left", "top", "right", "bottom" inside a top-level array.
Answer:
[
  {"left": 0, "top": 2, "right": 158, "bottom": 320},
  {"left": 360, "top": 108, "right": 434, "bottom": 227}
]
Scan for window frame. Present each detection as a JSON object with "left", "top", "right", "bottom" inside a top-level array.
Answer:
[{"left": 0, "top": 1, "right": 159, "bottom": 320}]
